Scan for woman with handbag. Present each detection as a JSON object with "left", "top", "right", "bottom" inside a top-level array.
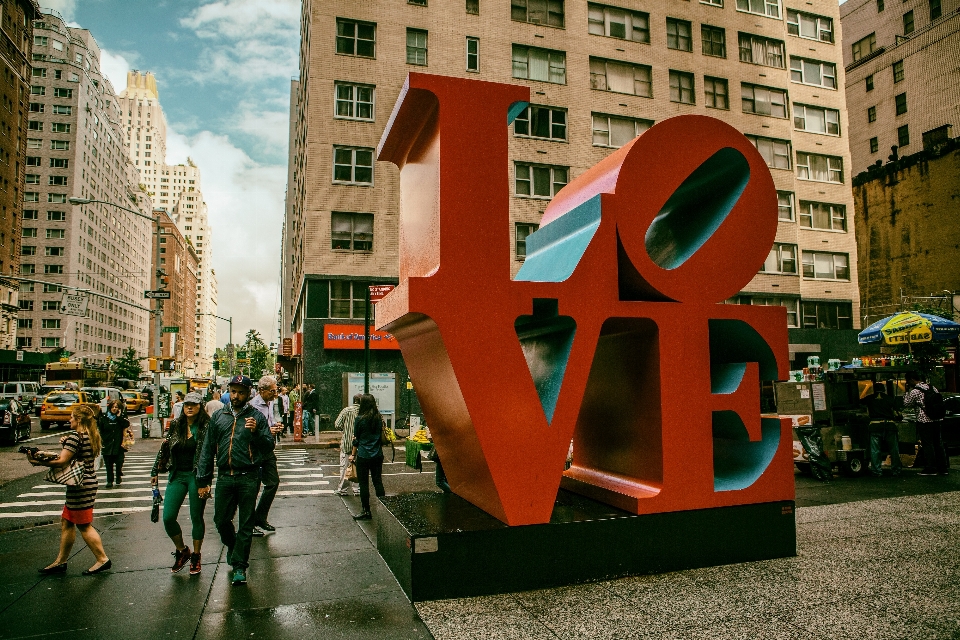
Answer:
[
  {"left": 26, "top": 404, "right": 111, "bottom": 575},
  {"left": 99, "top": 400, "right": 130, "bottom": 488},
  {"left": 150, "top": 392, "right": 210, "bottom": 575},
  {"left": 348, "top": 394, "right": 387, "bottom": 521}
]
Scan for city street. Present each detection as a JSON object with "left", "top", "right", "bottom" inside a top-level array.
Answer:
[{"left": 0, "top": 430, "right": 957, "bottom": 639}]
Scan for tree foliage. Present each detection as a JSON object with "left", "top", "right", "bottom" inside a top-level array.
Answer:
[{"left": 113, "top": 346, "right": 143, "bottom": 380}]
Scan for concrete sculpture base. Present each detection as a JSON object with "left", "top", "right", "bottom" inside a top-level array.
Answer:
[{"left": 375, "top": 491, "right": 796, "bottom": 602}]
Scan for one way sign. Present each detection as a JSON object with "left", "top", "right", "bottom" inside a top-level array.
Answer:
[{"left": 59, "top": 293, "right": 89, "bottom": 317}]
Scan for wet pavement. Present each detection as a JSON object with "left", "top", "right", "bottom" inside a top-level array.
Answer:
[{"left": 0, "top": 440, "right": 957, "bottom": 639}]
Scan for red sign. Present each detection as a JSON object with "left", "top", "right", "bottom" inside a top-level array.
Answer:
[
  {"left": 323, "top": 324, "right": 400, "bottom": 350},
  {"left": 281, "top": 338, "right": 293, "bottom": 357},
  {"left": 369, "top": 285, "right": 396, "bottom": 303}
]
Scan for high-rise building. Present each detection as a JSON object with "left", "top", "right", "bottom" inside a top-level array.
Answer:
[
  {"left": 284, "top": 0, "right": 862, "bottom": 405},
  {"left": 117, "top": 71, "right": 217, "bottom": 376},
  {"left": 0, "top": 0, "right": 41, "bottom": 350},
  {"left": 18, "top": 11, "right": 152, "bottom": 362},
  {"left": 150, "top": 210, "right": 198, "bottom": 369}
]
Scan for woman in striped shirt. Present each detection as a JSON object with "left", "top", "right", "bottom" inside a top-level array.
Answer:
[{"left": 27, "top": 404, "right": 111, "bottom": 575}]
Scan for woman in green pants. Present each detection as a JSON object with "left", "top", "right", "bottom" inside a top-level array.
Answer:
[{"left": 151, "top": 392, "right": 210, "bottom": 575}]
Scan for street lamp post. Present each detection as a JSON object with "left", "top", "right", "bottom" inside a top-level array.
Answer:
[{"left": 197, "top": 312, "right": 233, "bottom": 374}]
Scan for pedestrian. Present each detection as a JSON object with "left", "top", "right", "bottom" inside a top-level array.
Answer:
[
  {"left": 334, "top": 394, "right": 362, "bottom": 496},
  {"left": 205, "top": 389, "right": 224, "bottom": 418},
  {"left": 348, "top": 394, "right": 387, "bottom": 520},
  {"left": 172, "top": 391, "right": 185, "bottom": 420},
  {"left": 278, "top": 387, "right": 290, "bottom": 436},
  {"left": 26, "top": 404, "right": 111, "bottom": 575},
  {"left": 863, "top": 382, "right": 903, "bottom": 477},
  {"left": 250, "top": 376, "right": 283, "bottom": 535},
  {"left": 903, "top": 371, "right": 949, "bottom": 476},
  {"left": 301, "top": 384, "right": 315, "bottom": 436},
  {"left": 98, "top": 399, "right": 130, "bottom": 488},
  {"left": 289, "top": 384, "right": 301, "bottom": 434},
  {"left": 197, "top": 375, "right": 273, "bottom": 586},
  {"left": 151, "top": 392, "right": 210, "bottom": 575}
]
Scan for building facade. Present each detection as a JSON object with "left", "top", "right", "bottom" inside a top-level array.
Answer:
[
  {"left": 149, "top": 210, "right": 198, "bottom": 369},
  {"left": 18, "top": 11, "right": 152, "bottom": 363},
  {"left": 284, "top": 0, "right": 863, "bottom": 406}
]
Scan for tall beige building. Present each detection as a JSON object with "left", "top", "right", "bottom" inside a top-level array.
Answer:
[
  {"left": 117, "top": 71, "right": 218, "bottom": 376},
  {"left": 285, "top": 0, "right": 862, "bottom": 395},
  {"left": 18, "top": 11, "right": 152, "bottom": 362}
]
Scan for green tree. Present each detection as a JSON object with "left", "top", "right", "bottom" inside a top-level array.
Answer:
[
  {"left": 113, "top": 346, "right": 143, "bottom": 380},
  {"left": 243, "top": 330, "right": 272, "bottom": 378}
]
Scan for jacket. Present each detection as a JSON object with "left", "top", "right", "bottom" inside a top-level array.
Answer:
[
  {"left": 196, "top": 401, "right": 273, "bottom": 487},
  {"left": 151, "top": 415, "right": 210, "bottom": 478},
  {"left": 98, "top": 414, "right": 130, "bottom": 457}
]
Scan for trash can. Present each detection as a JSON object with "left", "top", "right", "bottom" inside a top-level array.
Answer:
[{"left": 140, "top": 417, "right": 151, "bottom": 439}]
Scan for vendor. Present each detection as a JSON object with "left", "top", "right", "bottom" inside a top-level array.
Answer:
[{"left": 863, "top": 381, "right": 903, "bottom": 477}]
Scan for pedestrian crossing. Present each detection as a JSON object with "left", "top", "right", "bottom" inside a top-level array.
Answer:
[{"left": 0, "top": 448, "right": 332, "bottom": 522}]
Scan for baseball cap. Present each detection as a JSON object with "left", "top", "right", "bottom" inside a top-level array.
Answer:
[
  {"left": 184, "top": 392, "right": 203, "bottom": 404},
  {"left": 229, "top": 375, "right": 253, "bottom": 388}
]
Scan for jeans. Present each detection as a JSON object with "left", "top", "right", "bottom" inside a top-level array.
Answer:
[
  {"left": 213, "top": 473, "right": 260, "bottom": 570},
  {"left": 796, "top": 426, "right": 832, "bottom": 481},
  {"left": 302, "top": 410, "right": 313, "bottom": 435},
  {"left": 356, "top": 454, "right": 385, "bottom": 513},
  {"left": 255, "top": 453, "right": 279, "bottom": 525},
  {"left": 163, "top": 470, "right": 207, "bottom": 541},
  {"left": 103, "top": 452, "right": 124, "bottom": 485},
  {"left": 868, "top": 422, "right": 902, "bottom": 476},
  {"left": 919, "top": 421, "right": 949, "bottom": 473}
]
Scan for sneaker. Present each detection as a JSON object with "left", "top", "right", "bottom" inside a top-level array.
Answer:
[
  {"left": 334, "top": 489, "right": 349, "bottom": 496},
  {"left": 252, "top": 527, "right": 265, "bottom": 537},
  {"left": 171, "top": 547, "right": 191, "bottom": 573},
  {"left": 189, "top": 552, "right": 201, "bottom": 575},
  {"left": 231, "top": 568, "right": 247, "bottom": 585},
  {"left": 106, "top": 483, "right": 114, "bottom": 489},
  {"left": 257, "top": 521, "right": 275, "bottom": 532},
  {"left": 352, "top": 511, "right": 372, "bottom": 521}
]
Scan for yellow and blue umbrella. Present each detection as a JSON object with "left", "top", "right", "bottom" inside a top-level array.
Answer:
[{"left": 858, "top": 312, "right": 960, "bottom": 345}]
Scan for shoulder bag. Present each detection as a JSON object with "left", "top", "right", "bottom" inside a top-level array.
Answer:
[{"left": 45, "top": 460, "right": 85, "bottom": 486}]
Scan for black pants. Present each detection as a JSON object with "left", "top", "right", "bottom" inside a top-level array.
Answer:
[
  {"left": 356, "top": 454, "right": 385, "bottom": 513},
  {"left": 255, "top": 454, "right": 279, "bottom": 525},
  {"left": 213, "top": 473, "right": 260, "bottom": 570},
  {"left": 919, "top": 421, "right": 949, "bottom": 473},
  {"left": 103, "top": 452, "right": 125, "bottom": 485}
]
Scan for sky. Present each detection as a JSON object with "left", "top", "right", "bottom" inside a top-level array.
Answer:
[{"left": 38, "top": 0, "right": 300, "bottom": 349}]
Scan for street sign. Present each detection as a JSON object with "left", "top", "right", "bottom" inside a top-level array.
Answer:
[
  {"left": 144, "top": 290, "right": 171, "bottom": 299},
  {"left": 162, "top": 326, "right": 180, "bottom": 333},
  {"left": 369, "top": 284, "right": 395, "bottom": 302},
  {"left": 59, "top": 293, "right": 89, "bottom": 317},
  {"left": 281, "top": 337, "right": 293, "bottom": 357}
]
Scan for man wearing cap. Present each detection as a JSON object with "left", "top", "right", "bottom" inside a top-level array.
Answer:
[
  {"left": 250, "top": 375, "right": 283, "bottom": 534},
  {"left": 196, "top": 375, "right": 273, "bottom": 586}
]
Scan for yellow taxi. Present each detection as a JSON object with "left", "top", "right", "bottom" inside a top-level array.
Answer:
[
  {"left": 39, "top": 391, "right": 100, "bottom": 430},
  {"left": 122, "top": 391, "right": 150, "bottom": 414}
]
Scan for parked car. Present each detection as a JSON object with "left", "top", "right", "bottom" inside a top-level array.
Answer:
[
  {"left": 0, "top": 382, "right": 40, "bottom": 411},
  {"left": 39, "top": 391, "right": 100, "bottom": 430},
  {"left": 80, "top": 387, "right": 127, "bottom": 416},
  {"left": 940, "top": 392, "right": 960, "bottom": 454},
  {"left": 0, "top": 398, "right": 31, "bottom": 444},
  {"left": 122, "top": 391, "right": 150, "bottom": 414}
]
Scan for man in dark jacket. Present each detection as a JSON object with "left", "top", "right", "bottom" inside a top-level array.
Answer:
[{"left": 197, "top": 375, "right": 273, "bottom": 586}]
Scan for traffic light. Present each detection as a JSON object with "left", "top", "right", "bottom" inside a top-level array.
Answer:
[
  {"left": 213, "top": 358, "right": 220, "bottom": 371},
  {"left": 148, "top": 357, "right": 158, "bottom": 371}
]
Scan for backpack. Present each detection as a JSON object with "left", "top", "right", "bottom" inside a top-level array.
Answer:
[{"left": 922, "top": 384, "right": 946, "bottom": 421}]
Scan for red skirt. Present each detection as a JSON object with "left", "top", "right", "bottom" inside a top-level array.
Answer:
[{"left": 62, "top": 506, "right": 93, "bottom": 524}]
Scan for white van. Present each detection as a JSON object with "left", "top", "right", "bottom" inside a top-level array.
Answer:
[
  {"left": 80, "top": 387, "right": 126, "bottom": 416},
  {"left": 0, "top": 382, "right": 40, "bottom": 409}
]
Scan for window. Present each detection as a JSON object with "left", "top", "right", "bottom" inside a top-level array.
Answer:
[
  {"left": 51, "top": 141, "right": 69, "bottom": 150},
  {"left": 25, "top": 174, "right": 40, "bottom": 184},
  {"left": 799, "top": 201, "right": 846, "bottom": 231},
  {"left": 42, "top": 338, "right": 61, "bottom": 348},
  {"left": 409, "top": 0, "right": 427, "bottom": 5},
  {"left": 331, "top": 212, "right": 374, "bottom": 251},
  {"left": 50, "top": 158, "right": 69, "bottom": 168},
  {"left": 898, "top": 124, "right": 910, "bottom": 147},
  {"left": 852, "top": 34, "right": 876, "bottom": 62},
  {"left": 746, "top": 135, "right": 792, "bottom": 170},
  {"left": 32, "top": 67, "right": 46, "bottom": 78},
  {"left": 466, "top": 37, "right": 479, "bottom": 72},
  {"left": 777, "top": 191, "right": 794, "bottom": 220},
  {"left": 42, "top": 319, "right": 61, "bottom": 329},
  {"left": 24, "top": 192, "right": 39, "bottom": 202},
  {"left": 903, "top": 10, "right": 914, "bottom": 35},
  {"left": 45, "top": 247, "right": 65, "bottom": 256},
  {"left": 53, "top": 105, "right": 72, "bottom": 115},
  {"left": 513, "top": 45, "right": 566, "bottom": 84},
  {"left": 730, "top": 297, "right": 799, "bottom": 326},
  {"left": 48, "top": 194, "right": 67, "bottom": 203},
  {"left": 667, "top": 18, "right": 692, "bottom": 51},
  {"left": 589, "top": 57, "right": 651, "bottom": 96},
  {"left": 44, "top": 284, "right": 62, "bottom": 293},
  {"left": 515, "top": 163, "right": 568, "bottom": 198},
  {"left": 22, "top": 245, "right": 36, "bottom": 256},
  {"left": 34, "top": 36, "right": 47, "bottom": 46},
  {"left": 53, "top": 87, "right": 72, "bottom": 98},
  {"left": 18, "top": 300, "right": 33, "bottom": 311},
  {"left": 802, "top": 301, "right": 852, "bottom": 330},
  {"left": 51, "top": 122, "right": 71, "bottom": 133},
  {"left": 794, "top": 104, "right": 840, "bottom": 136},
  {"left": 704, "top": 77, "right": 729, "bottom": 109},
  {"left": 738, "top": 33, "right": 785, "bottom": 68},
  {"left": 336, "top": 18, "right": 376, "bottom": 58},
  {"left": 22, "top": 228, "right": 37, "bottom": 237},
  {"left": 868, "top": 106, "right": 877, "bottom": 122},
  {"left": 761, "top": 243, "right": 797, "bottom": 274},
  {"left": 17, "top": 337, "right": 33, "bottom": 348},
  {"left": 42, "top": 301, "right": 59, "bottom": 311},
  {"left": 741, "top": 83, "right": 787, "bottom": 117},
  {"left": 802, "top": 252, "right": 849, "bottom": 280},
  {"left": 23, "top": 210, "right": 38, "bottom": 220},
  {"left": 28, "top": 120, "right": 42, "bottom": 131},
  {"left": 588, "top": 4, "right": 649, "bottom": 43},
  {"left": 49, "top": 175, "right": 69, "bottom": 186},
  {"left": 870, "top": 137, "right": 879, "bottom": 153},
  {"left": 796, "top": 152, "right": 843, "bottom": 183},
  {"left": 877, "top": 0, "right": 884, "bottom": 11},
  {"left": 895, "top": 93, "right": 907, "bottom": 115},
  {"left": 46, "top": 229, "right": 65, "bottom": 239},
  {"left": 701, "top": 25, "right": 726, "bottom": 57},
  {"left": 334, "top": 82, "right": 374, "bottom": 120},
  {"left": 48, "top": 211, "right": 66, "bottom": 220},
  {"left": 511, "top": 0, "right": 564, "bottom": 27},
  {"left": 786, "top": 10, "right": 833, "bottom": 42},
  {"left": 591, "top": 113, "right": 652, "bottom": 147},
  {"left": 514, "top": 105, "right": 567, "bottom": 141},
  {"left": 737, "top": 0, "right": 781, "bottom": 18},
  {"left": 44, "top": 265, "right": 64, "bottom": 274},
  {"left": 20, "top": 264, "right": 35, "bottom": 275},
  {"left": 865, "top": 75, "right": 874, "bottom": 91},
  {"left": 789, "top": 57, "right": 836, "bottom": 89},
  {"left": 27, "top": 139, "right": 42, "bottom": 149},
  {"left": 31, "top": 85, "right": 44, "bottom": 95},
  {"left": 306, "top": 280, "right": 369, "bottom": 319},
  {"left": 406, "top": 28, "right": 428, "bottom": 65},
  {"left": 516, "top": 223, "right": 540, "bottom": 260},
  {"left": 18, "top": 319, "right": 33, "bottom": 329},
  {"left": 893, "top": 60, "right": 904, "bottom": 83},
  {"left": 29, "top": 102, "right": 43, "bottom": 113},
  {"left": 669, "top": 71, "right": 695, "bottom": 104},
  {"left": 332, "top": 146, "right": 374, "bottom": 185},
  {"left": 930, "top": 0, "right": 942, "bottom": 20},
  {"left": 702, "top": 0, "right": 723, "bottom": 5},
  {"left": 922, "top": 124, "right": 952, "bottom": 149},
  {"left": 466, "top": 0, "right": 479, "bottom": 14}
]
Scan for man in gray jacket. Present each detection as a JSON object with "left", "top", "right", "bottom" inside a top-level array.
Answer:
[{"left": 197, "top": 375, "right": 273, "bottom": 586}]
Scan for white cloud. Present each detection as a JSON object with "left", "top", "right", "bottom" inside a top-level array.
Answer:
[
  {"left": 236, "top": 107, "right": 290, "bottom": 151},
  {"left": 38, "top": 0, "right": 75, "bottom": 21},
  {"left": 99, "top": 49, "right": 134, "bottom": 95},
  {"left": 165, "top": 129, "right": 284, "bottom": 345}
]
